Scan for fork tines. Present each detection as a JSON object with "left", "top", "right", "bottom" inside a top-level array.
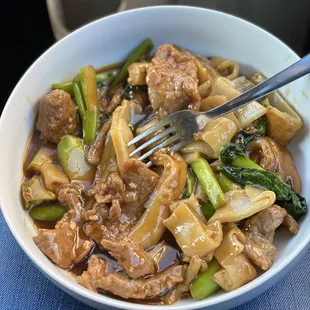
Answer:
[{"left": 127, "top": 116, "right": 182, "bottom": 163}]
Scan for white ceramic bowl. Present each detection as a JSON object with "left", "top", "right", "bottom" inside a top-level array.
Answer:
[{"left": 0, "top": 6, "right": 309, "bottom": 310}]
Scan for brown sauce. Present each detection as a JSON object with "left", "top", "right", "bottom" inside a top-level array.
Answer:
[
  {"left": 155, "top": 231, "right": 181, "bottom": 271},
  {"left": 69, "top": 244, "right": 118, "bottom": 277},
  {"left": 32, "top": 219, "right": 57, "bottom": 229},
  {"left": 68, "top": 256, "right": 89, "bottom": 277}
]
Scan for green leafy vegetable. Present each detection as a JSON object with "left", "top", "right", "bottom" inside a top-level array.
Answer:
[
  {"left": 220, "top": 143, "right": 262, "bottom": 169},
  {"left": 231, "top": 116, "right": 268, "bottom": 149},
  {"left": 231, "top": 132, "right": 261, "bottom": 150},
  {"left": 254, "top": 115, "right": 268, "bottom": 136},
  {"left": 200, "top": 202, "right": 215, "bottom": 221},
  {"left": 120, "top": 84, "right": 148, "bottom": 101},
  {"left": 218, "top": 166, "right": 307, "bottom": 219}
]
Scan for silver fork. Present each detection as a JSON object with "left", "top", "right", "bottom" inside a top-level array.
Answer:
[{"left": 128, "top": 54, "right": 310, "bottom": 166}]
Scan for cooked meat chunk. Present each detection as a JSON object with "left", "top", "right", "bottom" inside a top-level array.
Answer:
[
  {"left": 101, "top": 237, "right": 156, "bottom": 278},
  {"left": 83, "top": 198, "right": 144, "bottom": 244},
  {"left": 243, "top": 205, "right": 299, "bottom": 270},
  {"left": 87, "top": 119, "right": 112, "bottom": 165},
  {"left": 83, "top": 215, "right": 134, "bottom": 244},
  {"left": 283, "top": 214, "right": 299, "bottom": 235},
  {"left": 146, "top": 44, "right": 201, "bottom": 119},
  {"left": 77, "top": 255, "right": 186, "bottom": 299},
  {"left": 242, "top": 233, "right": 276, "bottom": 271},
  {"left": 58, "top": 182, "right": 84, "bottom": 211},
  {"left": 84, "top": 222, "right": 115, "bottom": 244},
  {"left": 120, "top": 158, "right": 159, "bottom": 215},
  {"left": 88, "top": 173, "right": 125, "bottom": 203},
  {"left": 244, "top": 205, "right": 287, "bottom": 243},
  {"left": 84, "top": 173, "right": 138, "bottom": 241},
  {"left": 87, "top": 161, "right": 158, "bottom": 222},
  {"left": 33, "top": 210, "right": 93, "bottom": 269},
  {"left": 34, "top": 183, "right": 93, "bottom": 269},
  {"left": 106, "top": 214, "right": 138, "bottom": 238},
  {"left": 36, "top": 89, "right": 80, "bottom": 143},
  {"left": 103, "top": 85, "right": 123, "bottom": 114},
  {"left": 127, "top": 62, "right": 151, "bottom": 85},
  {"left": 87, "top": 173, "right": 124, "bottom": 220}
]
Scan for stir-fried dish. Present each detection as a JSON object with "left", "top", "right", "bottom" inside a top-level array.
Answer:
[{"left": 21, "top": 39, "right": 307, "bottom": 304}]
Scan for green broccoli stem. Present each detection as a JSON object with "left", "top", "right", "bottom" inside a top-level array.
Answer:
[
  {"left": 79, "top": 66, "right": 100, "bottom": 112},
  {"left": 190, "top": 258, "right": 221, "bottom": 300},
  {"left": 183, "top": 168, "right": 197, "bottom": 198},
  {"left": 217, "top": 172, "right": 241, "bottom": 193},
  {"left": 83, "top": 109, "right": 99, "bottom": 145},
  {"left": 110, "top": 38, "right": 154, "bottom": 88},
  {"left": 51, "top": 82, "right": 74, "bottom": 96},
  {"left": 232, "top": 154, "right": 263, "bottom": 169},
  {"left": 220, "top": 142, "right": 263, "bottom": 169},
  {"left": 79, "top": 66, "right": 100, "bottom": 144},
  {"left": 72, "top": 74, "right": 86, "bottom": 119},
  {"left": 52, "top": 69, "right": 118, "bottom": 95},
  {"left": 95, "top": 70, "right": 118, "bottom": 84},
  {"left": 190, "top": 158, "right": 226, "bottom": 209}
]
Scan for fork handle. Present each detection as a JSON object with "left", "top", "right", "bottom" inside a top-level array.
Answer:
[{"left": 205, "top": 53, "right": 310, "bottom": 119}]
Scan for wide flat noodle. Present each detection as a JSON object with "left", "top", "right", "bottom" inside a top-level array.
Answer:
[{"left": 213, "top": 223, "right": 257, "bottom": 291}]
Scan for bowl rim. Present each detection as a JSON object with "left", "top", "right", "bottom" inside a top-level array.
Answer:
[{"left": 0, "top": 5, "right": 309, "bottom": 310}]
